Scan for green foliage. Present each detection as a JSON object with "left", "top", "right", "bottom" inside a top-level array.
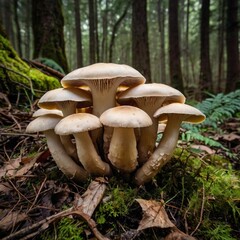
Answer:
[
  {"left": 181, "top": 90, "right": 240, "bottom": 151},
  {"left": 95, "top": 182, "right": 136, "bottom": 226},
  {"left": 41, "top": 217, "right": 85, "bottom": 240},
  {"left": 37, "top": 57, "right": 65, "bottom": 74}
]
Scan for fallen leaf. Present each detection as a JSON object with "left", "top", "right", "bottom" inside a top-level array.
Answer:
[
  {"left": 221, "top": 133, "right": 240, "bottom": 142},
  {"left": 136, "top": 199, "right": 175, "bottom": 231},
  {"left": 190, "top": 144, "right": 215, "bottom": 154},
  {"left": 164, "top": 231, "right": 196, "bottom": 240},
  {"left": 78, "top": 177, "right": 107, "bottom": 217},
  {"left": 0, "top": 210, "right": 28, "bottom": 231},
  {"left": 0, "top": 182, "right": 12, "bottom": 194}
]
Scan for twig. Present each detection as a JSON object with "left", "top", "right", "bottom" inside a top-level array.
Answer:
[{"left": 190, "top": 184, "right": 205, "bottom": 236}]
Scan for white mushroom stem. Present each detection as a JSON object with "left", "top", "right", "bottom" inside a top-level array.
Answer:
[
  {"left": 135, "top": 116, "right": 182, "bottom": 185},
  {"left": 137, "top": 117, "right": 159, "bottom": 164},
  {"left": 44, "top": 129, "right": 89, "bottom": 182},
  {"left": 134, "top": 98, "right": 165, "bottom": 164},
  {"left": 73, "top": 131, "right": 112, "bottom": 176},
  {"left": 60, "top": 135, "right": 78, "bottom": 161},
  {"left": 58, "top": 101, "right": 78, "bottom": 116},
  {"left": 108, "top": 127, "right": 138, "bottom": 172}
]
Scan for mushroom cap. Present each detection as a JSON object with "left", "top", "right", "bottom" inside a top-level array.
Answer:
[
  {"left": 38, "top": 88, "right": 92, "bottom": 109},
  {"left": 100, "top": 106, "right": 152, "bottom": 128},
  {"left": 26, "top": 115, "right": 62, "bottom": 133},
  {"left": 61, "top": 63, "right": 146, "bottom": 88},
  {"left": 117, "top": 83, "right": 185, "bottom": 104},
  {"left": 154, "top": 103, "right": 206, "bottom": 123},
  {"left": 55, "top": 113, "right": 102, "bottom": 135},
  {"left": 32, "top": 109, "right": 63, "bottom": 117}
]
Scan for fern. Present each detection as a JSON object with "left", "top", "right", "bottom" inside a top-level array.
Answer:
[{"left": 181, "top": 90, "right": 240, "bottom": 151}]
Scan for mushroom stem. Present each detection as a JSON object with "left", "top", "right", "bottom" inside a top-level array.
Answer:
[
  {"left": 58, "top": 101, "right": 77, "bottom": 116},
  {"left": 135, "top": 117, "right": 182, "bottom": 185},
  {"left": 44, "top": 130, "right": 89, "bottom": 182},
  {"left": 137, "top": 117, "right": 159, "bottom": 164},
  {"left": 108, "top": 127, "right": 138, "bottom": 172},
  {"left": 74, "top": 131, "right": 112, "bottom": 176},
  {"left": 60, "top": 135, "right": 79, "bottom": 161}
]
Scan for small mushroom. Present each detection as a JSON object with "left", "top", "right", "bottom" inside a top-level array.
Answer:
[
  {"left": 100, "top": 106, "right": 152, "bottom": 172},
  {"left": 38, "top": 87, "right": 92, "bottom": 161},
  {"left": 118, "top": 83, "right": 185, "bottom": 164},
  {"left": 26, "top": 115, "right": 89, "bottom": 182},
  {"left": 32, "top": 108, "right": 63, "bottom": 117},
  {"left": 55, "top": 113, "right": 112, "bottom": 176},
  {"left": 135, "top": 103, "right": 205, "bottom": 185}
]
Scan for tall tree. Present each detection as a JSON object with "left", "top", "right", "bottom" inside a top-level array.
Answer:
[
  {"left": 32, "top": 0, "right": 68, "bottom": 72},
  {"left": 168, "top": 0, "right": 184, "bottom": 93},
  {"left": 199, "top": 0, "right": 212, "bottom": 96},
  {"left": 89, "top": 0, "right": 99, "bottom": 64},
  {"left": 74, "top": 0, "right": 83, "bottom": 67},
  {"left": 225, "top": 0, "right": 240, "bottom": 92},
  {"left": 13, "top": 0, "right": 22, "bottom": 57},
  {"left": 158, "top": 0, "right": 166, "bottom": 84},
  {"left": 132, "top": 0, "right": 151, "bottom": 82}
]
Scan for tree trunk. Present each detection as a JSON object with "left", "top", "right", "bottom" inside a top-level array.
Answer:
[
  {"left": 13, "top": 0, "right": 22, "bottom": 57},
  {"left": 168, "top": 0, "right": 184, "bottom": 93},
  {"left": 185, "top": 0, "right": 190, "bottom": 87},
  {"left": 199, "top": 0, "right": 212, "bottom": 97},
  {"left": 25, "top": 0, "right": 31, "bottom": 59},
  {"left": 101, "top": 0, "right": 109, "bottom": 62},
  {"left": 32, "top": 0, "right": 68, "bottom": 73},
  {"left": 225, "top": 0, "right": 240, "bottom": 93},
  {"left": 89, "top": 0, "right": 96, "bottom": 64},
  {"left": 74, "top": 0, "right": 83, "bottom": 68},
  {"left": 109, "top": 1, "right": 130, "bottom": 63},
  {"left": 158, "top": 0, "right": 166, "bottom": 84},
  {"left": 132, "top": 0, "right": 151, "bottom": 82}
]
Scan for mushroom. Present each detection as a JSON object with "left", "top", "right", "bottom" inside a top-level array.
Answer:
[
  {"left": 55, "top": 113, "right": 112, "bottom": 176},
  {"left": 61, "top": 63, "right": 145, "bottom": 117},
  {"left": 117, "top": 83, "right": 185, "bottom": 164},
  {"left": 135, "top": 103, "right": 205, "bottom": 185},
  {"left": 100, "top": 106, "right": 152, "bottom": 173},
  {"left": 38, "top": 87, "right": 92, "bottom": 161},
  {"left": 26, "top": 115, "right": 89, "bottom": 182},
  {"left": 61, "top": 63, "right": 145, "bottom": 155},
  {"left": 32, "top": 108, "right": 63, "bottom": 117}
]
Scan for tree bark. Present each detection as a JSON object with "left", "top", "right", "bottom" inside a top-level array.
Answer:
[
  {"left": 168, "top": 0, "right": 184, "bottom": 93},
  {"left": 13, "top": 0, "right": 22, "bottom": 57},
  {"left": 225, "top": 0, "right": 240, "bottom": 93},
  {"left": 74, "top": 0, "right": 83, "bottom": 68},
  {"left": 132, "top": 0, "right": 151, "bottom": 82},
  {"left": 199, "top": 0, "right": 213, "bottom": 97},
  {"left": 158, "top": 0, "right": 166, "bottom": 84},
  {"left": 32, "top": 0, "right": 68, "bottom": 73},
  {"left": 89, "top": 0, "right": 97, "bottom": 64}
]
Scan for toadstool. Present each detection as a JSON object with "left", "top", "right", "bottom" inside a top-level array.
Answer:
[
  {"left": 135, "top": 103, "right": 205, "bottom": 185},
  {"left": 26, "top": 115, "right": 89, "bottom": 182},
  {"left": 55, "top": 113, "right": 112, "bottom": 176},
  {"left": 100, "top": 106, "right": 152, "bottom": 172},
  {"left": 118, "top": 83, "right": 185, "bottom": 164}
]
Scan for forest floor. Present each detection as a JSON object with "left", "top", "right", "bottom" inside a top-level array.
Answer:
[{"left": 0, "top": 96, "right": 239, "bottom": 240}]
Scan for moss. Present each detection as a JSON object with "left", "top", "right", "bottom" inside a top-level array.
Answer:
[{"left": 0, "top": 34, "right": 61, "bottom": 100}]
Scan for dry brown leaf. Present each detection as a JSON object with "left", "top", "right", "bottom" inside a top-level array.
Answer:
[
  {"left": 78, "top": 177, "right": 107, "bottom": 217},
  {"left": 190, "top": 144, "right": 215, "bottom": 154},
  {"left": 0, "top": 210, "right": 28, "bottom": 231},
  {"left": 0, "top": 182, "right": 12, "bottom": 193},
  {"left": 0, "top": 151, "right": 46, "bottom": 179},
  {"left": 136, "top": 199, "right": 175, "bottom": 231},
  {"left": 221, "top": 132, "right": 240, "bottom": 142},
  {"left": 164, "top": 231, "right": 197, "bottom": 240}
]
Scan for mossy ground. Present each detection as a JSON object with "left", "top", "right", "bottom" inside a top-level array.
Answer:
[
  {"left": 39, "top": 147, "right": 240, "bottom": 240},
  {"left": 0, "top": 34, "right": 60, "bottom": 102}
]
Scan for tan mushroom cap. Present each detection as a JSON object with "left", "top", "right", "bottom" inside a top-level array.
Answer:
[
  {"left": 61, "top": 63, "right": 146, "bottom": 88},
  {"left": 55, "top": 113, "right": 102, "bottom": 135},
  {"left": 26, "top": 115, "right": 62, "bottom": 133},
  {"left": 38, "top": 88, "right": 92, "bottom": 109},
  {"left": 117, "top": 83, "right": 185, "bottom": 104},
  {"left": 100, "top": 106, "right": 152, "bottom": 128},
  {"left": 154, "top": 103, "right": 206, "bottom": 123},
  {"left": 32, "top": 109, "right": 63, "bottom": 117}
]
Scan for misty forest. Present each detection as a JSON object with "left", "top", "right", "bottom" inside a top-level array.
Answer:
[{"left": 0, "top": 0, "right": 239, "bottom": 239}]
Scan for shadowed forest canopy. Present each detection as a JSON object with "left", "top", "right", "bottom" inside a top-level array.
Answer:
[{"left": 0, "top": 0, "right": 239, "bottom": 100}]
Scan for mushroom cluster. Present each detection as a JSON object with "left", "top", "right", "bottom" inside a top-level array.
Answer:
[{"left": 26, "top": 63, "right": 205, "bottom": 185}]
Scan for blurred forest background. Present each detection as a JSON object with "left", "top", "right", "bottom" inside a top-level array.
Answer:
[{"left": 0, "top": 0, "right": 239, "bottom": 100}]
